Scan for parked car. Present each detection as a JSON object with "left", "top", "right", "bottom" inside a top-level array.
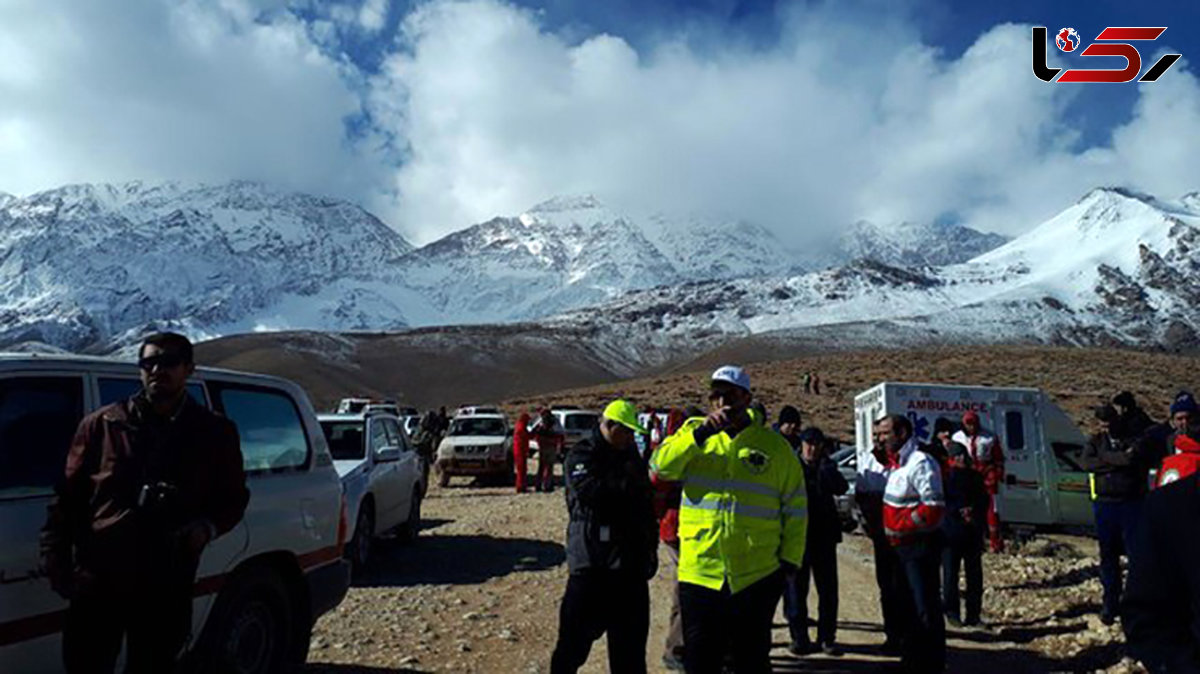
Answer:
[
  {"left": 402, "top": 414, "right": 421, "bottom": 436},
  {"left": 454, "top": 405, "right": 502, "bottom": 417},
  {"left": 435, "top": 414, "right": 512, "bottom": 487},
  {"left": 319, "top": 411, "right": 426, "bottom": 573},
  {"left": 335, "top": 397, "right": 400, "bottom": 415},
  {"left": 830, "top": 444, "right": 860, "bottom": 533},
  {"left": 0, "top": 355, "right": 349, "bottom": 674}
]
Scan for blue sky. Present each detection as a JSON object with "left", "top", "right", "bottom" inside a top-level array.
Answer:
[{"left": 2, "top": 0, "right": 1199, "bottom": 243}]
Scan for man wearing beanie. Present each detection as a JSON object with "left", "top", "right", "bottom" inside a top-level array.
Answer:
[
  {"left": 775, "top": 405, "right": 803, "bottom": 450},
  {"left": 1079, "top": 404, "right": 1157, "bottom": 625}
]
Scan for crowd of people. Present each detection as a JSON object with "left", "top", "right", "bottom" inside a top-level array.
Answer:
[{"left": 549, "top": 366, "right": 1200, "bottom": 673}]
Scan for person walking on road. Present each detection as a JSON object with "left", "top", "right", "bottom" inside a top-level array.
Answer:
[
  {"left": 513, "top": 412, "right": 532, "bottom": 493},
  {"left": 550, "top": 400, "right": 658, "bottom": 674},
  {"left": 952, "top": 411, "right": 1006, "bottom": 553},
  {"left": 878, "top": 414, "right": 947, "bottom": 673},
  {"left": 783, "top": 426, "right": 848, "bottom": 656},
  {"left": 651, "top": 366, "right": 808, "bottom": 674},
  {"left": 531, "top": 408, "right": 565, "bottom": 492},
  {"left": 935, "top": 419, "right": 989, "bottom": 627},
  {"left": 1079, "top": 404, "right": 1156, "bottom": 625},
  {"left": 40, "top": 332, "right": 249, "bottom": 674}
]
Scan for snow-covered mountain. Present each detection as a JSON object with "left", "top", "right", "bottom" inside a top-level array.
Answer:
[
  {"left": 0, "top": 180, "right": 414, "bottom": 350},
  {"left": 833, "top": 220, "right": 1009, "bottom": 268},
  {"left": 547, "top": 187, "right": 1200, "bottom": 366},
  {"left": 393, "top": 195, "right": 1002, "bottom": 323}
]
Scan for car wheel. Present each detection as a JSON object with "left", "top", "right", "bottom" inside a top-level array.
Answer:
[
  {"left": 398, "top": 491, "right": 422, "bottom": 543},
  {"left": 348, "top": 504, "right": 374, "bottom": 573},
  {"left": 195, "top": 568, "right": 292, "bottom": 674}
]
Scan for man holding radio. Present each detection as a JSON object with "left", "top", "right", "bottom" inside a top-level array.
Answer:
[{"left": 40, "top": 332, "right": 249, "bottom": 674}]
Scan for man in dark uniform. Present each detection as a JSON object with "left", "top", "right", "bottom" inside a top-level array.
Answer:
[
  {"left": 550, "top": 399, "right": 657, "bottom": 674},
  {"left": 40, "top": 332, "right": 249, "bottom": 673}
]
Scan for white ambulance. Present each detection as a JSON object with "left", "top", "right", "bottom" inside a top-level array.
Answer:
[{"left": 853, "top": 382, "right": 1093, "bottom": 527}]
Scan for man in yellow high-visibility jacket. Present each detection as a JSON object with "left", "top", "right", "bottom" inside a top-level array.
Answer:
[{"left": 650, "top": 365, "right": 807, "bottom": 674}]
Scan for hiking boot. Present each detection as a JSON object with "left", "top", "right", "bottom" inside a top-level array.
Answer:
[
  {"left": 662, "top": 654, "right": 685, "bottom": 671},
  {"left": 820, "top": 641, "right": 843, "bottom": 656}
]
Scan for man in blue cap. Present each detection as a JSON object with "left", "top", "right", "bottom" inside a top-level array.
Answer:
[{"left": 551, "top": 399, "right": 658, "bottom": 674}]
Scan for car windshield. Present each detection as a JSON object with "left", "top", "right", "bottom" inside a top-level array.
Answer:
[
  {"left": 562, "top": 414, "right": 598, "bottom": 431},
  {"left": 450, "top": 418, "right": 505, "bottom": 436},
  {"left": 321, "top": 421, "right": 365, "bottom": 460}
]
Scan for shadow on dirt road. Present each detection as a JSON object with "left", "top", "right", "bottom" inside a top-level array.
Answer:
[{"left": 353, "top": 534, "right": 565, "bottom": 588}]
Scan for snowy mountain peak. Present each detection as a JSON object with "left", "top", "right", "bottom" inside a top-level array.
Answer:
[{"left": 528, "top": 194, "right": 605, "bottom": 214}]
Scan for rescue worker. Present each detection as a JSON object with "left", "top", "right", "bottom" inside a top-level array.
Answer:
[
  {"left": 40, "top": 333, "right": 249, "bottom": 674},
  {"left": 783, "top": 427, "right": 848, "bottom": 656},
  {"left": 936, "top": 420, "right": 988, "bottom": 627},
  {"left": 952, "top": 411, "right": 1005, "bottom": 553},
  {"left": 513, "top": 412, "right": 532, "bottom": 493},
  {"left": 651, "top": 366, "right": 808, "bottom": 674},
  {"left": 530, "top": 408, "right": 564, "bottom": 492},
  {"left": 856, "top": 419, "right": 908, "bottom": 656},
  {"left": 1123, "top": 418, "right": 1200, "bottom": 670},
  {"left": 551, "top": 400, "right": 658, "bottom": 674},
  {"left": 1078, "top": 404, "right": 1156, "bottom": 625},
  {"left": 652, "top": 408, "right": 689, "bottom": 671},
  {"left": 1158, "top": 395, "right": 1200, "bottom": 487},
  {"left": 878, "top": 414, "right": 946, "bottom": 673},
  {"left": 413, "top": 410, "right": 441, "bottom": 484}
]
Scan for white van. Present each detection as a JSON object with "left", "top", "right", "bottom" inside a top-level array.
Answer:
[
  {"left": 0, "top": 354, "right": 349, "bottom": 673},
  {"left": 853, "top": 382, "right": 1093, "bottom": 527}
]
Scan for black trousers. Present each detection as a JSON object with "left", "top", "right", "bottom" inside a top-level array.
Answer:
[
  {"left": 784, "top": 542, "right": 839, "bottom": 645},
  {"left": 896, "top": 539, "right": 946, "bottom": 673},
  {"left": 550, "top": 571, "right": 649, "bottom": 674},
  {"left": 872, "top": 535, "right": 910, "bottom": 645},
  {"left": 62, "top": 577, "right": 193, "bottom": 674},
  {"left": 680, "top": 570, "right": 784, "bottom": 674},
  {"left": 942, "top": 536, "right": 983, "bottom": 622}
]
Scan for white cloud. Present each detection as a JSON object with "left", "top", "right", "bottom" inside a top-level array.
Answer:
[
  {"left": 359, "top": 0, "right": 388, "bottom": 32},
  {"left": 367, "top": 0, "right": 1200, "bottom": 242},
  {"left": 0, "top": 0, "right": 382, "bottom": 206}
]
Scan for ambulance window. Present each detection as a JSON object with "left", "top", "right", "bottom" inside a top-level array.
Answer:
[{"left": 1005, "top": 411, "right": 1026, "bottom": 450}]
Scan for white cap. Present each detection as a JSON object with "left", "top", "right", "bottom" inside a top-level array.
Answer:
[{"left": 711, "top": 365, "right": 750, "bottom": 392}]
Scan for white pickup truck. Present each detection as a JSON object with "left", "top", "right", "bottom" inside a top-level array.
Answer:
[
  {"left": 319, "top": 412, "right": 425, "bottom": 573},
  {"left": 0, "top": 354, "right": 350, "bottom": 674}
]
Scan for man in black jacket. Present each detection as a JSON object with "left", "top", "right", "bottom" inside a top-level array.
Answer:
[
  {"left": 937, "top": 425, "right": 989, "bottom": 627},
  {"left": 1079, "top": 404, "right": 1155, "bottom": 625},
  {"left": 551, "top": 399, "right": 658, "bottom": 674},
  {"left": 783, "top": 427, "right": 849, "bottom": 656},
  {"left": 1124, "top": 419, "right": 1200, "bottom": 672}
]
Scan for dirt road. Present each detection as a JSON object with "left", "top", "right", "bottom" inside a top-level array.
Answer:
[{"left": 306, "top": 478, "right": 1139, "bottom": 674}]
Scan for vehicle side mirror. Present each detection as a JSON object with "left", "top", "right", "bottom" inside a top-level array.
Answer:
[{"left": 377, "top": 447, "right": 401, "bottom": 462}]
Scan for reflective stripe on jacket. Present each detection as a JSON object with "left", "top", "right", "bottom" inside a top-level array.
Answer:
[
  {"left": 882, "top": 439, "right": 945, "bottom": 546},
  {"left": 650, "top": 416, "right": 807, "bottom": 593}
]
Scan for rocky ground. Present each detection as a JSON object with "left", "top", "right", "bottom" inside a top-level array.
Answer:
[{"left": 305, "top": 474, "right": 1146, "bottom": 674}]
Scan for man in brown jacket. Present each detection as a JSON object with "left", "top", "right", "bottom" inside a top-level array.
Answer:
[{"left": 40, "top": 332, "right": 249, "bottom": 673}]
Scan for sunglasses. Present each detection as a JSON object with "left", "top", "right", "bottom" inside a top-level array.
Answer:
[{"left": 138, "top": 353, "right": 187, "bottom": 371}]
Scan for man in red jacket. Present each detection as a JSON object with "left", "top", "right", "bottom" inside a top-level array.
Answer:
[
  {"left": 952, "top": 411, "right": 1005, "bottom": 553},
  {"left": 40, "top": 332, "right": 248, "bottom": 674}
]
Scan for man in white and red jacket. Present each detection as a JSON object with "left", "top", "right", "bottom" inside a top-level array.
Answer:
[
  {"left": 952, "top": 411, "right": 1005, "bottom": 552},
  {"left": 877, "top": 414, "right": 946, "bottom": 673}
]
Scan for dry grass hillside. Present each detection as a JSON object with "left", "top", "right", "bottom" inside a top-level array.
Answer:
[{"left": 505, "top": 345, "right": 1200, "bottom": 440}]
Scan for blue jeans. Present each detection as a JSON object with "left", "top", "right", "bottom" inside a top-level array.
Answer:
[{"left": 1093, "top": 499, "right": 1143, "bottom": 616}]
